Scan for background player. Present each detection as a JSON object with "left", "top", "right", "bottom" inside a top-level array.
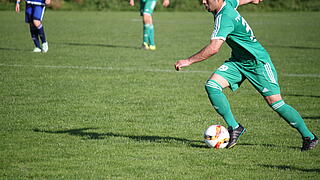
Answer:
[
  {"left": 174, "top": 0, "right": 318, "bottom": 151},
  {"left": 15, "top": 0, "right": 50, "bottom": 53},
  {"left": 130, "top": 0, "right": 170, "bottom": 50}
]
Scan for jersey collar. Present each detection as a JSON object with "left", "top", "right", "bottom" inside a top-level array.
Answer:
[{"left": 214, "top": 1, "right": 226, "bottom": 16}]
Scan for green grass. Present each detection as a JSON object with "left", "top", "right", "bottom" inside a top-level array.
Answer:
[{"left": 1, "top": 10, "right": 320, "bottom": 179}]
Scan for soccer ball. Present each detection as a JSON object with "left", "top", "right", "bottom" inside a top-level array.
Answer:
[{"left": 204, "top": 125, "right": 230, "bottom": 149}]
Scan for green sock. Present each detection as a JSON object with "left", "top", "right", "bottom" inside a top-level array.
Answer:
[
  {"left": 148, "top": 24, "right": 155, "bottom": 46},
  {"left": 205, "top": 80, "right": 239, "bottom": 129},
  {"left": 271, "top": 100, "right": 314, "bottom": 139},
  {"left": 143, "top": 24, "right": 150, "bottom": 44}
]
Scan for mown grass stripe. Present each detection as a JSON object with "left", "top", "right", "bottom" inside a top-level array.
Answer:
[{"left": 1, "top": 63, "right": 320, "bottom": 78}]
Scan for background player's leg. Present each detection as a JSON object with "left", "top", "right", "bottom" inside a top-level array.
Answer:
[
  {"left": 33, "top": 20, "right": 46, "bottom": 44},
  {"left": 143, "top": 23, "right": 150, "bottom": 47},
  {"left": 143, "top": 14, "right": 153, "bottom": 49},
  {"left": 29, "top": 23, "right": 41, "bottom": 50},
  {"left": 148, "top": 24, "right": 155, "bottom": 46},
  {"left": 32, "top": 5, "right": 48, "bottom": 52}
]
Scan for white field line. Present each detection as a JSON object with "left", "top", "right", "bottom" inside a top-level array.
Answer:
[{"left": 0, "top": 63, "right": 320, "bottom": 78}]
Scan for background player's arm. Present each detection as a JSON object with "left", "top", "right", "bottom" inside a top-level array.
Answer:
[
  {"left": 163, "top": 0, "right": 170, "bottom": 7},
  {"left": 129, "top": 0, "right": 135, "bottom": 6},
  {"left": 45, "top": 0, "right": 51, "bottom": 5},
  {"left": 174, "top": 39, "right": 224, "bottom": 71},
  {"left": 15, "top": 0, "right": 22, "bottom": 13},
  {"left": 239, "top": 0, "right": 263, "bottom": 6}
]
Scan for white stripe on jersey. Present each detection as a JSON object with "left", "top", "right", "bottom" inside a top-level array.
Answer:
[
  {"left": 235, "top": 0, "right": 240, "bottom": 9},
  {"left": 211, "top": 37, "right": 226, "bottom": 41},
  {"left": 212, "top": 14, "right": 222, "bottom": 39}
]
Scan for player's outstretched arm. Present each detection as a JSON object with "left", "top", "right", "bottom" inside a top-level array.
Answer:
[
  {"left": 129, "top": 0, "right": 135, "bottom": 6},
  {"left": 163, "top": 0, "right": 170, "bottom": 7},
  {"left": 239, "top": 0, "right": 263, "bottom": 6},
  {"left": 15, "top": 0, "right": 21, "bottom": 13},
  {"left": 174, "top": 39, "right": 224, "bottom": 71}
]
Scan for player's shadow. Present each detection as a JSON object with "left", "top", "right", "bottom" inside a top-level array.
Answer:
[
  {"left": 62, "top": 42, "right": 140, "bottom": 49},
  {"left": 0, "top": 47, "right": 30, "bottom": 52},
  {"left": 33, "top": 127, "right": 203, "bottom": 147},
  {"left": 237, "top": 143, "right": 300, "bottom": 150},
  {"left": 284, "top": 94, "right": 320, "bottom": 99},
  {"left": 258, "top": 164, "right": 320, "bottom": 173},
  {"left": 266, "top": 45, "right": 320, "bottom": 50},
  {"left": 302, "top": 116, "right": 320, "bottom": 120}
]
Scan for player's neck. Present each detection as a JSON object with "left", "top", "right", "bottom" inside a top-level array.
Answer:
[{"left": 214, "top": 0, "right": 226, "bottom": 15}]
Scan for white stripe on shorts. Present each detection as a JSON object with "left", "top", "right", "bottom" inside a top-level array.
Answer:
[
  {"left": 264, "top": 63, "right": 277, "bottom": 84},
  {"left": 40, "top": 6, "right": 45, "bottom": 21}
]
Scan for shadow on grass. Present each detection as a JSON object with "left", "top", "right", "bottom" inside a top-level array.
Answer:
[
  {"left": 0, "top": 47, "right": 29, "bottom": 52},
  {"left": 61, "top": 42, "right": 140, "bottom": 50},
  {"left": 302, "top": 116, "right": 320, "bottom": 120},
  {"left": 266, "top": 45, "right": 320, "bottom": 50},
  {"left": 33, "top": 127, "right": 203, "bottom": 147},
  {"left": 33, "top": 128, "right": 304, "bottom": 150},
  {"left": 259, "top": 164, "right": 320, "bottom": 173},
  {"left": 284, "top": 94, "right": 320, "bottom": 99},
  {"left": 239, "top": 143, "right": 300, "bottom": 150}
]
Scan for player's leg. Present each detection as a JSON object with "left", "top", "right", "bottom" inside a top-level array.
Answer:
[
  {"left": 33, "top": 5, "right": 48, "bottom": 52},
  {"left": 139, "top": 1, "right": 149, "bottom": 49},
  {"left": 142, "top": 0, "right": 157, "bottom": 50},
  {"left": 265, "top": 94, "right": 318, "bottom": 151},
  {"left": 206, "top": 74, "right": 238, "bottom": 128},
  {"left": 25, "top": 4, "right": 41, "bottom": 52},
  {"left": 142, "top": 14, "right": 152, "bottom": 49},
  {"left": 249, "top": 61, "right": 317, "bottom": 151},
  {"left": 205, "top": 62, "right": 246, "bottom": 148}
]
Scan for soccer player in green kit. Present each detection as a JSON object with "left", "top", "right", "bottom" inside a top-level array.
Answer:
[
  {"left": 130, "top": 0, "right": 170, "bottom": 50},
  {"left": 174, "top": 0, "right": 318, "bottom": 151}
]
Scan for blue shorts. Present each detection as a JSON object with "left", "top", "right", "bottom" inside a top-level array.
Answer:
[{"left": 25, "top": 3, "right": 46, "bottom": 23}]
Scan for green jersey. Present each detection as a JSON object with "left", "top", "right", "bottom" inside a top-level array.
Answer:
[{"left": 211, "top": 0, "right": 270, "bottom": 62}]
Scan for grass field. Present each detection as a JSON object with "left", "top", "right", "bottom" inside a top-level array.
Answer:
[{"left": 0, "top": 10, "right": 320, "bottom": 179}]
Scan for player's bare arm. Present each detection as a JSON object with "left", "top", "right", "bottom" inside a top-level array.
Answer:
[
  {"left": 129, "top": 0, "right": 135, "bottom": 6},
  {"left": 174, "top": 39, "right": 224, "bottom": 71},
  {"left": 239, "top": 0, "right": 263, "bottom": 6},
  {"left": 15, "top": 0, "right": 22, "bottom": 13},
  {"left": 163, "top": 0, "right": 170, "bottom": 7},
  {"left": 45, "top": 0, "right": 51, "bottom": 5}
]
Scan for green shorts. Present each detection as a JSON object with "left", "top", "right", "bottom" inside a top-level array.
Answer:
[
  {"left": 214, "top": 59, "right": 280, "bottom": 97},
  {"left": 140, "top": 0, "right": 157, "bottom": 16}
]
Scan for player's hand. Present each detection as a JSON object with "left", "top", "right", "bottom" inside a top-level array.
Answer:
[
  {"left": 174, "top": 59, "right": 191, "bottom": 71},
  {"left": 15, "top": 3, "right": 20, "bottom": 13},
  {"left": 45, "top": 0, "right": 51, "bottom": 5},
  {"left": 163, "top": 0, "right": 170, "bottom": 7},
  {"left": 252, "top": 0, "right": 263, "bottom": 4},
  {"left": 129, "top": 0, "right": 135, "bottom": 6}
]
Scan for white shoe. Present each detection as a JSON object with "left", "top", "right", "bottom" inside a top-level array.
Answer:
[
  {"left": 42, "top": 42, "right": 48, "bottom": 53},
  {"left": 149, "top": 45, "right": 156, "bottom": 51},
  {"left": 33, "top": 47, "right": 42, "bottom": 53}
]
